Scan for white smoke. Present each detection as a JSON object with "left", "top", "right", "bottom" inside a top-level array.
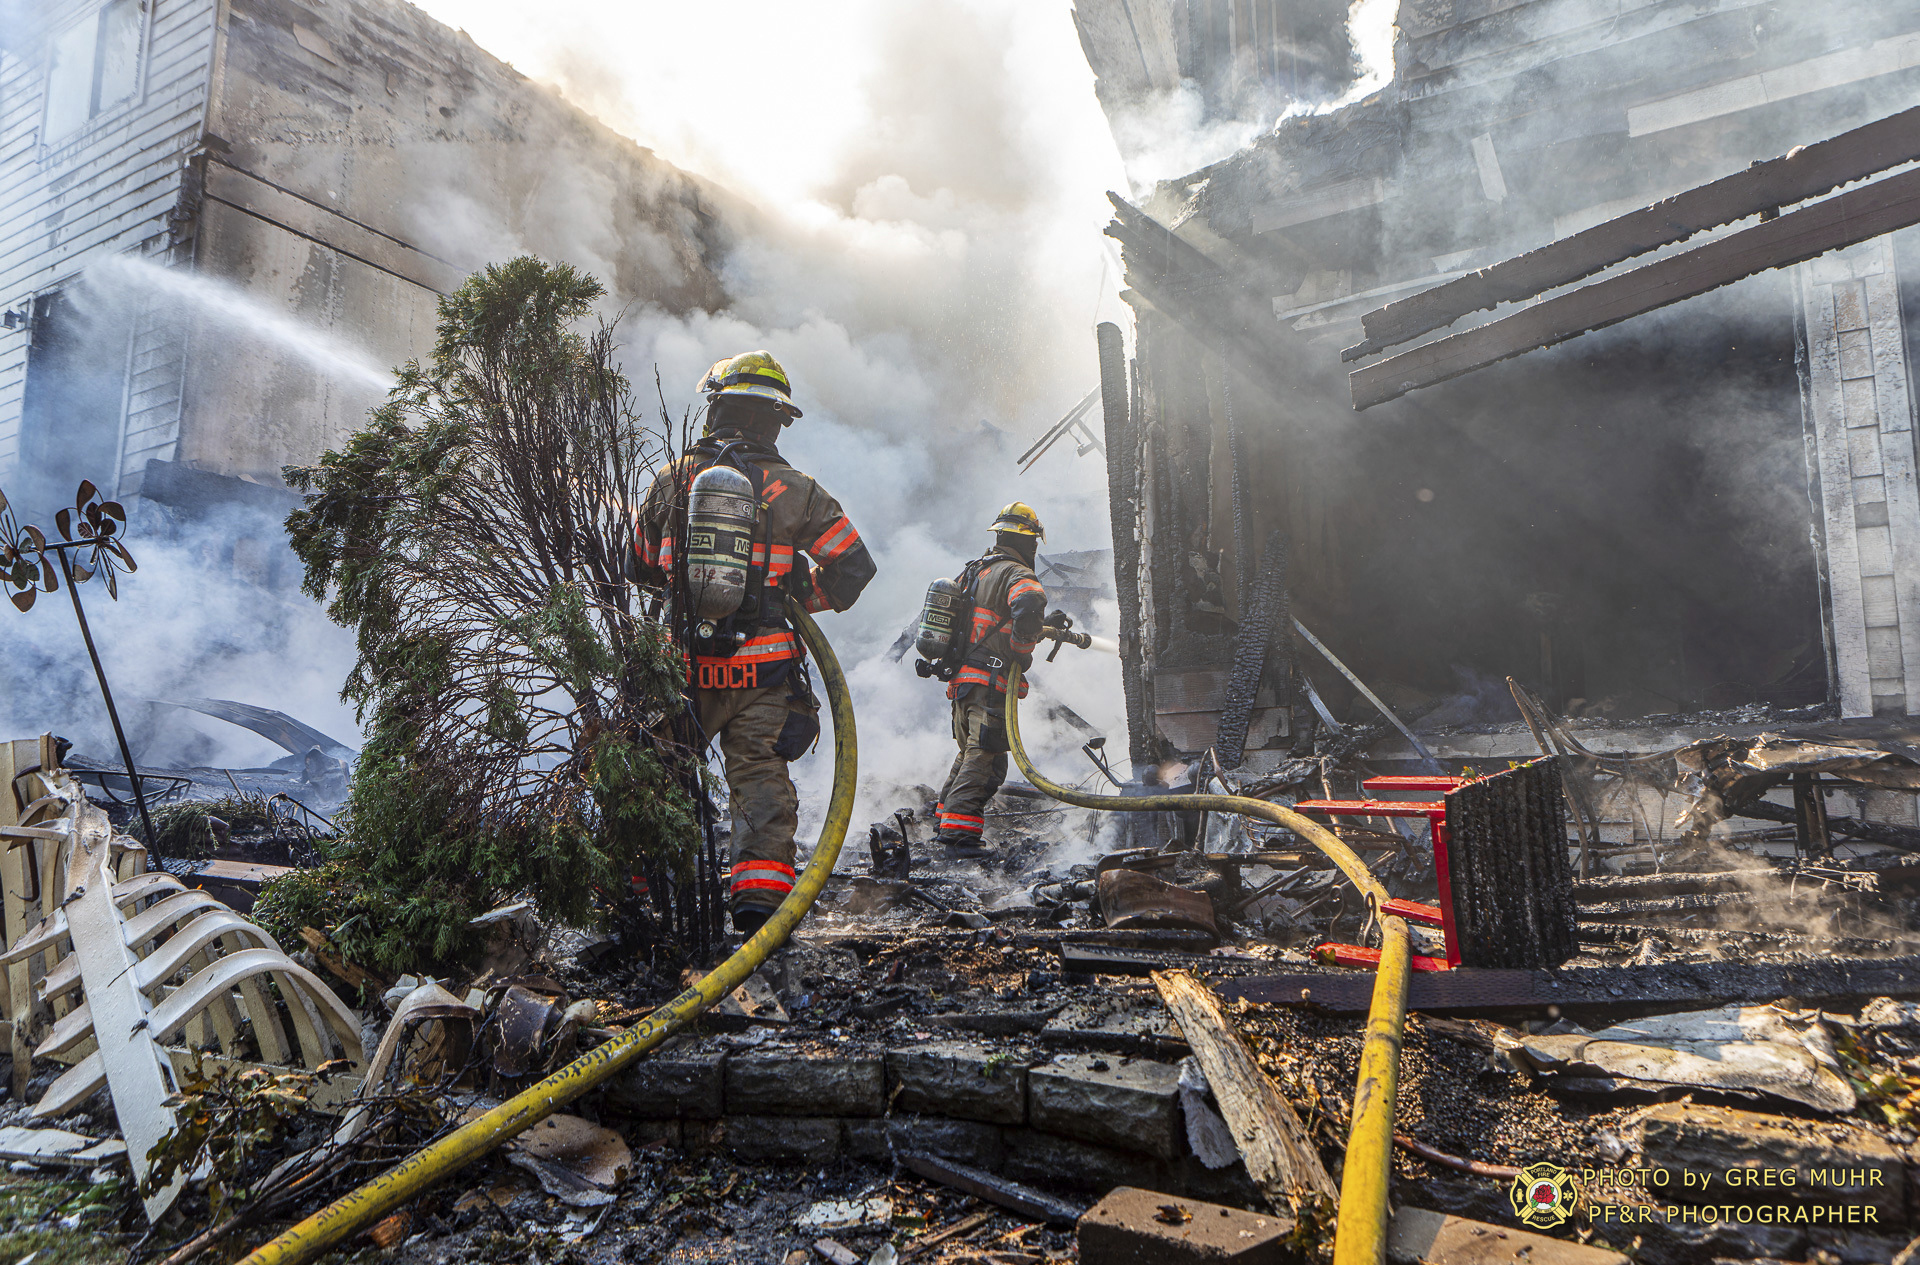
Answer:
[{"left": 407, "top": 0, "right": 1135, "bottom": 854}]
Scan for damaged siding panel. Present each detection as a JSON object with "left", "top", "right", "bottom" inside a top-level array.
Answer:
[
  {"left": 200, "top": 160, "right": 463, "bottom": 294},
  {"left": 0, "top": 1, "right": 214, "bottom": 279},
  {"left": 1801, "top": 239, "right": 1920, "bottom": 717},
  {"left": 116, "top": 297, "right": 188, "bottom": 492},
  {"left": 1804, "top": 269, "right": 1875, "bottom": 716},
  {"left": 177, "top": 196, "right": 426, "bottom": 481},
  {"left": 0, "top": 0, "right": 216, "bottom": 477},
  {"left": 1630, "top": 31, "right": 1920, "bottom": 136},
  {"left": 1405, "top": 0, "right": 1769, "bottom": 99}
]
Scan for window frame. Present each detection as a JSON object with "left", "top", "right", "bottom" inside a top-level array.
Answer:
[{"left": 40, "top": 0, "right": 153, "bottom": 150}]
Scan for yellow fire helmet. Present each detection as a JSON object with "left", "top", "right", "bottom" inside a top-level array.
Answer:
[
  {"left": 991, "top": 501, "right": 1045, "bottom": 540},
  {"left": 699, "top": 350, "right": 802, "bottom": 418}
]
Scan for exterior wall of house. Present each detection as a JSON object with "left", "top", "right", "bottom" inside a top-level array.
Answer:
[
  {"left": 1, "top": 0, "right": 747, "bottom": 506},
  {"left": 169, "top": 0, "right": 742, "bottom": 490},
  {"left": 0, "top": 0, "right": 217, "bottom": 499}
]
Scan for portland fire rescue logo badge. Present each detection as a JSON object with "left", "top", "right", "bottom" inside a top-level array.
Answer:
[{"left": 1509, "top": 1162, "right": 1577, "bottom": 1229}]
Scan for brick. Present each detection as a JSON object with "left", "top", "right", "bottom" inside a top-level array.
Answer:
[
  {"left": 1077, "top": 1186, "right": 1295, "bottom": 1264},
  {"left": 727, "top": 1055, "right": 886, "bottom": 1117},
  {"left": 887, "top": 1042, "right": 1027, "bottom": 1124},
  {"left": 725, "top": 1116, "right": 843, "bottom": 1163},
  {"left": 845, "top": 1116, "right": 1004, "bottom": 1169},
  {"left": 601, "top": 1037, "right": 725, "bottom": 1119},
  {"left": 1387, "top": 1209, "right": 1627, "bottom": 1265},
  {"left": 1002, "top": 1127, "right": 1169, "bottom": 1194},
  {"left": 1028, "top": 1054, "right": 1182, "bottom": 1158}
]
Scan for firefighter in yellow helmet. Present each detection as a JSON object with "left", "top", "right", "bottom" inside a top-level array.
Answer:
[
  {"left": 930, "top": 502, "right": 1051, "bottom": 859},
  {"left": 635, "top": 351, "right": 876, "bottom": 934}
]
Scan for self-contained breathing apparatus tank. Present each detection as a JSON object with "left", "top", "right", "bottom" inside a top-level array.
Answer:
[
  {"left": 685, "top": 464, "right": 759, "bottom": 642},
  {"left": 912, "top": 575, "right": 974, "bottom": 680}
]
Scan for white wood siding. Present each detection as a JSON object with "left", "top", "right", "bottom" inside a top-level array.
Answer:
[
  {"left": 1800, "top": 238, "right": 1920, "bottom": 717},
  {"left": 0, "top": 0, "right": 216, "bottom": 483}
]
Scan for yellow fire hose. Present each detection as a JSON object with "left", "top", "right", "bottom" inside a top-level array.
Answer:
[
  {"left": 1002, "top": 663, "right": 1412, "bottom": 1265},
  {"left": 237, "top": 605, "right": 857, "bottom": 1265}
]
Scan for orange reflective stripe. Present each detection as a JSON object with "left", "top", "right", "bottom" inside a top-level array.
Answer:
[
  {"left": 708, "top": 632, "right": 800, "bottom": 664},
  {"left": 1011, "top": 636, "right": 1039, "bottom": 654},
  {"left": 750, "top": 543, "right": 797, "bottom": 580},
  {"left": 812, "top": 516, "right": 859, "bottom": 561},
  {"left": 1010, "top": 578, "right": 1044, "bottom": 600},
  {"left": 659, "top": 538, "right": 677, "bottom": 569}
]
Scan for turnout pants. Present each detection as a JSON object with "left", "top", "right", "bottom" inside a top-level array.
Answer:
[
  {"left": 696, "top": 674, "right": 820, "bottom": 914},
  {"left": 936, "top": 690, "right": 1009, "bottom": 839}
]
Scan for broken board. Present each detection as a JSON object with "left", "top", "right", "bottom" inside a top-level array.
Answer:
[{"left": 1215, "top": 954, "right": 1920, "bottom": 1015}]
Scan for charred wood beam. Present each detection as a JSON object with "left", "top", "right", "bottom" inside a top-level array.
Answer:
[
  {"left": 1219, "top": 952, "right": 1920, "bottom": 1014},
  {"left": 1098, "top": 321, "right": 1150, "bottom": 768},
  {"left": 1105, "top": 195, "right": 1321, "bottom": 411},
  {"left": 1350, "top": 166, "right": 1920, "bottom": 409},
  {"left": 1734, "top": 798, "right": 1920, "bottom": 853},
  {"left": 1214, "top": 528, "right": 1287, "bottom": 769},
  {"left": 1572, "top": 871, "right": 1777, "bottom": 900},
  {"left": 1577, "top": 925, "right": 1894, "bottom": 953},
  {"left": 1575, "top": 892, "right": 1760, "bottom": 920},
  {"left": 1346, "top": 105, "right": 1920, "bottom": 361}
]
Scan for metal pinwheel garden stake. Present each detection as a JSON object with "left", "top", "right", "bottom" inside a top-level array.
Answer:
[{"left": 0, "top": 479, "right": 157, "bottom": 851}]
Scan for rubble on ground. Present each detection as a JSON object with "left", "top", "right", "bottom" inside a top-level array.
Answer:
[{"left": 12, "top": 721, "right": 1920, "bottom": 1265}]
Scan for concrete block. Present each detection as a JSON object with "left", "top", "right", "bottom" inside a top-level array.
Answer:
[
  {"left": 683, "top": 1119, "right": 728, "bottom": 1158},
  {"left": 1028, "top": 1053, "right": 1182, "bottom": 1157},
  {"left": 1077, "top": 1186, "right": 1295, "bottom": 1264},
  {"left": 727, "top": 1055, "right": 886, "bottom": 1117},
  {"left": 600, "top": 1037, "right": 725, "bottom": 1119},
  {"left": 1636, "top": 1102, "right": 1905, "bottom": 1220},
  {"left": 887, "top": 1042, "right": 1027, "bottom": 1124},
  {"left": 725, "top": 1116, "right": 843, "bottom": 1163},
  {"left": 845, "top": 1116, "right": 1005, "bottom": 1169},
  {"left": 621, "top": 1119, "right": 683, "bottom": 1151},
  {"left": 1002, "top": 1127, "right": 1169, "bottom": 1194},
  {"left": 1387, "top": 1209, "right": 1628, "bottom": 1265}
]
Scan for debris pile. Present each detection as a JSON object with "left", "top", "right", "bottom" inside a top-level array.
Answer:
[{"left": 11, "top": 645, "right": 1920, "bottom": 1265}]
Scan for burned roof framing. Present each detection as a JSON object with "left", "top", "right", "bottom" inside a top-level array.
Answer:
[{"left": 1080, "top": 0, "right": 1920, "bottom": 796}]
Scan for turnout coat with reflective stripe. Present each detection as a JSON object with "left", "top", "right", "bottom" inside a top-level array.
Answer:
[
  {"left": 947, "top": 550, "right": 1046, "bottom": 700},
  {"left": 637, "top": 439, "right": 874, "bottom": 688}
]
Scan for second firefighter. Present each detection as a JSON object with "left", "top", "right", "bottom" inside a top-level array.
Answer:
[{"left": 930, "top": 502, "right": 1051, "bottom": 859}]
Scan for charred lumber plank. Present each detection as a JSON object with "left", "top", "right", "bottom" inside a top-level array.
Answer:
[
  {"left": 898, "top": 1153, "right": 1086, "bottom": 1226},
  {"left": 1098, "top": 320, "right": 1150, "bottom": 770},
  {"left": 1572, "top": 870, "right": 1777, "bottom": 900},
  {"left": 1218, "top": 953, "right": 1920, "bottom": 1014},
  {"left": 1214, "top": 528, "right": 1288, "bottom": 769},
  {"left": 1151, "top": 969, "right": 1336, "bottom": 1207},
  {"left": 1347, "top": 105, "right": 1920, "bottom": 360},
  {"left": 1350, "top": 166, "right": 1920, "bottom": 409},
  {"left": 1575, "top": 892, "right": 1761, "bottom": 919}
]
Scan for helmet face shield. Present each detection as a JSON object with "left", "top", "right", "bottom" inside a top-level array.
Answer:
[
  {"left": 991, "top": 500, "right": 1045, "bottom": 540},
  {"left": 702, "top": 350, "right": 802, "bottom": 418}
]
